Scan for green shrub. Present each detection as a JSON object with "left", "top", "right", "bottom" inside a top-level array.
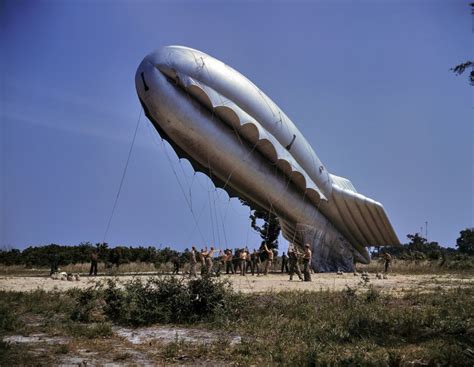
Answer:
[
  {"left": 69, "top": 287, "right": 103, "bottom": 322},
  {"left": 0, "top": 303, "right": 21, "bottom": 332},
  {"left": 102, "top": 276, "right": 235, "bottom": 326}
]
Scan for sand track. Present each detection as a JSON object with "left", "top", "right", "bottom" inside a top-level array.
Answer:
[{"left": 0, "top": 272, "right": 472, "bottom": 294}]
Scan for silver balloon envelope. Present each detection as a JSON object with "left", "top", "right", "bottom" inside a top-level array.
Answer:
[{"left": 135, "top": 45, "right": 400, "bottom": 272}]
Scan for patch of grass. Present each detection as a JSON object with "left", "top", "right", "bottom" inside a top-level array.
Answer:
[
  {"left": 63, "top": 321, "right": 113, "bottom": 339},
  {"left": 0, "top": 303, "right": 23, "bottom": 332},
  {"left": 0, "top": 340, "right": 55, "bottom": 365},
  {"left": 54, "top": 343, "right": 70, "bottom": 355},
  {"left": 0, "top": 277, "right": 473, "bottom": 365},
  {"left": 221, "top": 287, "right": 474, "bottom": 366}
]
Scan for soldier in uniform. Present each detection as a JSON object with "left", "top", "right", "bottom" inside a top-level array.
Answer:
[
  {"left": 239, "top": 248, "right": 248, "bottom": 276},
  {"left": 171, "top": 256, "right": 180, "bottom": 274},
  {"left": 250, "top": 249, "right": 261, "bottom": 276},
  {"left": 281, "top": 252, "right": 289, "bottom": 273},
  {"left": 288, "top": 244, "right": 303, "bottom": 281},
  {"left": 383, "top": 252, "right": 392, "bottom": 273},
  {"left": 215, "top": 249, "right": 226, "bottom": 276},
  {"left": 200, "top": 247, "right": 208, "bottom": 275},
  {"left": 89, "top": 249, "right": 98, "bottom": 276},
  {"left": 225, "top": 250, "right": 234, "bottom": 274},
  {"left": 303, "top": 244, "right": 312, "bottom": 281},
  {"left": 263, "top": 243, "right": 274, "bottom": 275},
  {"left": 189, "top": 246, "right": 198, "bottom": 278},
  {"left": 206, "top": 247, "right": 215, "bottom": 275}
]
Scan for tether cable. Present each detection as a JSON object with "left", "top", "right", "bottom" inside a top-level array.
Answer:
[{"left": 103, "top": 109, "right": 142, "bottom": 243}]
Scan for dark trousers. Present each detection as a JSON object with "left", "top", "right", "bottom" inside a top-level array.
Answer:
[
  {"left": 251, "top": 260, "right": 260, "bottom": 275},
  {"left": 281, "top": 260, "right": 289, "bottom": 273},
  {"left": 240, "top": 260, "right": 247, "bottom": 276},
  {"left": 225, "top": 261, "right": 234, "bottom": 274},
  {"left": 89, "top": 261, "right": 98, "bottom": 276}
]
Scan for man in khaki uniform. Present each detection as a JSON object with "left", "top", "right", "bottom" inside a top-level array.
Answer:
[
  {"left": 189, "top": 246, "right": 198, "bottom": 278},
  {"left": 250, "top": 249, "right": 261, "bottom": 276},
  {"left": 239, "top": 248, "right": 248, "bottom": 276},
  {"left": 206, "top": 247, "right": 215, "bottom": 275},
  {"left": 263, "top": 244, "right": 274, "bottom": 275},
  {"left": 383, "top": 252, "right": 392, "bottom": 273},
  {"left": 288, "top": 244, "right": 303, "bottom": 281}
]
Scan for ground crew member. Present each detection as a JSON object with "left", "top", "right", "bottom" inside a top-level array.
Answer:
[
  {"left": 288, "top": 245, "right": 303, "bottom": 281},
  {"left": 189, "top": 246, "right": 198, "bottom": 278},
  {"left": 216, "top": 249, "right": 225, "bottom": 276},
  {"left": 239, "top": 248, "right": 248, "bottom": 276},
  {"left": 383, "top": 252, "right": 392, "bottom": 273},
  {"left": 303, "top": 244, "right": 312, "bottom": 281},
  {"left": 50, "top": 252, "right": 59, "bottom": 276},
  {"left": 263, "top": 244, "right": 274, "bottom": 275},
  {"left": 281, "top": 252, "right": 289, "bottom": 273},
  {"left": 250, "top": 249, "right": 261, "bottom": 276},
  {"left": 89, "top": 249, "right": 98, "bottom": 276},
  {"left": 225, "top": 250, "right": 234, "bottom": 274},
  {"left": 206, "top": 247, "right": 215, "bottom": 275},
  {"left": 200, "top": 247, "right": 208, "bottom": 275},
  {"left": 171, "top": 256, "right": 181, "bottom": 274},
  {"left": 246, "top": 247, "right": 252, "bottom": 274}
]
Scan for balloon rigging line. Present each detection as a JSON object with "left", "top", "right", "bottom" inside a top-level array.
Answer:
[
  {"left": 245, "top": 206, "right": 251, "bottom": 246},
  {"left": 212, "top": 187, "right": 228, "bottom": 249},
  {"left": 215, "top": 191, "right": 229, "bottom": 248},
  {"left": 157, "top": 133, "right": 207, "bottom": 246},
  {"left": 103, "top": 108, "right": 142, "bottom": 243},
  {"left": 207, "top": 182, "right": 217, "bottom": 247},
  {"left": 177, "top": 158, "right": 194, "bottom": 208},
  {"left": 145, "top": 119, "right": 207, "bottom": 246},
  {"left": 183, "top": 198, "right": 210, "bottom": 244},
  {"left": 212, "top": 188, "right": 223, "bottom": 248}
]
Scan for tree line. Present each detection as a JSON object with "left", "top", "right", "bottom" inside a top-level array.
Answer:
[
  {"left": 0, "top": 243, "right": 187, "bottom": 268},
  {"left": 373, "top": 228, "right": 474, "bottom": 260},
  {"left": 0, "top": 228, "right": 472, "bottom": 268}
]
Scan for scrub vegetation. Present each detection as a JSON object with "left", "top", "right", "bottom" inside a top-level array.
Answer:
[
  {"left": 1, "top": 277, "right": 473, "bottom": 366},
  {"left": 1, "top": 229, "right": 472, "bottom": 276}
]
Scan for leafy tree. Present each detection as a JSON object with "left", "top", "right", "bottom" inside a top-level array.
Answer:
[
  {"left": 450, "top": 3, "right": 473, "bottom": 85},
  {"left": 380, "top": 233, "right": 443, "bottom": 260},
  {"left": 456, "top": 228, "right": 474, "bottom": 256},
  {"left": 154, "top": 247, "right": 179, "bottom": 267},
  {"left": 239, "top": 199, "right": 281, "bottom": 251}
]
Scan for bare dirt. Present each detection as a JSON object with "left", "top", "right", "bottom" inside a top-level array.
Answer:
[{"left": 0, "top": 272, "right": 472, "bottom": 295}]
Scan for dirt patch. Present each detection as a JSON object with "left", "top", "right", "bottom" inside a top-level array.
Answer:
[
  {"left": 3, "top": 334, "right": 69, "bottom": 345},
  {"left": 115, "top": 325, "right": 241, "bottom": 346},
  {"left": 0, "top": 273, "right": 472, "bottom": 295}
]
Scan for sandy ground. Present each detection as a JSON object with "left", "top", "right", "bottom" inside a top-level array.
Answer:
[{"left": 0, "top": 272, "right": 472, "bottom": 294}]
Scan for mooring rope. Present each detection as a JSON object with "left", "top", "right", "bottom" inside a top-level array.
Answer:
[{"left": 103, "top": 109, "right": 142, "bottom": 243}]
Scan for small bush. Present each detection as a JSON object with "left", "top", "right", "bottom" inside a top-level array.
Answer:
[
  {"left": 69, "top": 287, "right": 104, "bottom": 322},
  {"left": 365, "top": 286, "right": 381, "bottom": 303}
]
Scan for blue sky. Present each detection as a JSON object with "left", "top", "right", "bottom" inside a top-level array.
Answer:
[{"left": 1, "top": 0, "right": 472, "bottom": 253}]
